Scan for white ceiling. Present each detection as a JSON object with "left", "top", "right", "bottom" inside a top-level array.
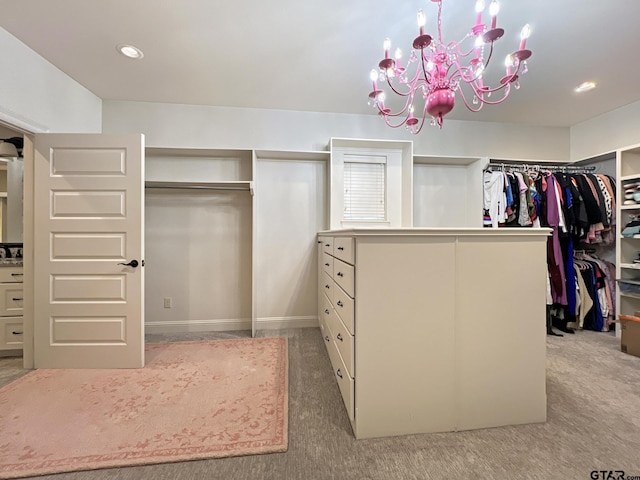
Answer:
[{"left": 1, "top": 0, "right": 639, "bottom": 128}]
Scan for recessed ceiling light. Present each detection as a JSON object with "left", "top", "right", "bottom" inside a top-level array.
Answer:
[
  {"left": 575, "top": 81, "right": 596, "bottom": 93},
  {"left": 117, "top": 44, "right": 144, "bottom": 59}
]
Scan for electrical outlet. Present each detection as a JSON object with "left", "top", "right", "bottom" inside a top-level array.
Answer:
[{"left": 163, "top": 297, "right": 172, "bottom": 308}]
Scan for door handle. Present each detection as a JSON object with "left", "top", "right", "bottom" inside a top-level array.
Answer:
[{"left": 118, "top": 260, "right": 139, "bottom": 268}]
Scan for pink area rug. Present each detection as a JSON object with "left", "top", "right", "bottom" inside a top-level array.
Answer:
[{"left": 0, "top": 337, "right": 288, "bottom": 478}]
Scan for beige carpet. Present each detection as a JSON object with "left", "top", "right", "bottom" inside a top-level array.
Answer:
[{"left": 0, "top": 337, "right": 288, "bottom": 479}]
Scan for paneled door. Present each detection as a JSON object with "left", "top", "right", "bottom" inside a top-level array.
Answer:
[{"left": 33, "top": 134, "right": 145, "bottom": 368}]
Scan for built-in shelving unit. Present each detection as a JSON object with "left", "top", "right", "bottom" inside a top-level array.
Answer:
[{"left": 616, "top": 143, "right": 640, "bottom": 338}]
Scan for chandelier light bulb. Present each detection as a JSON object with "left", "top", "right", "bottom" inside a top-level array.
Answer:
[
  {"left": 519, "top": 24, "right": 531, "bottom": 50},
  {"left": 475, "top": 0, "right": 485, "bottom": 27},
  {"left": 370, "top": 69, "right": 379, "bottom": 83},
  {"left": 417, "top": 10, "right": 426, "bottom": 27},
  {"left": 489, "top": 0, "right": 500, "bottom": 16},
  {"left": 383, "top": 38, "right": 391, "bottom": 57},
  {"left": 395, "top": 48, "right": 403, "bottom": 60},
  {"left": 504, "top": 54, "right": 514, "bottom": 67},
  {"left": 504, "top": 53, "right": 514, "bottom": 76},
  {"left": 489, "top": 0, "right": 499, "bottom": 29}
]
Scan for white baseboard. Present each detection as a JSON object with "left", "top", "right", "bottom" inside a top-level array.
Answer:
[
  {"left": 145, "top": 316, "right": 319, "bottom": 334},
  {"left": 257, "top": 316, "right": 319, "bottom": 330},
  {"left": 145, "top": 318, "right": 251, "bottom": 334}
]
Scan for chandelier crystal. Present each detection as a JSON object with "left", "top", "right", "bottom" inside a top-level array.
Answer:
[{"left": 368, "top": 0, "right": 532, "bottom": 133}]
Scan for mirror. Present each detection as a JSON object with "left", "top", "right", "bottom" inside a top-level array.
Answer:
[{"left": 0, "top": 126, "right": 23, "bottom": 244}]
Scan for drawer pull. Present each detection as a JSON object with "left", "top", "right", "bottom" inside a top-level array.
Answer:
[
  {"left": 324, "top": 309, "right": 330, "bottom": 315},
  {"left": 337, "top": 246, "right": 344, "bottom": 251},
  {"left": 324, "top": 335, "right": 330, "bottom": 342},
  {"left": 336, "top": 333, "right": 343, "bottom": 342},
  {"left": 325, "top": 284, "right": 330, "bottom": 289},
  {"left": 336, "top": 369, "right": 343, "bottom": 379},
  {"left": 337, "top": 272, "right": 344, "bottom": 277},
  {"left": 324, "top": 263, "right": 330, "bottom": 267},
  {"left": 11, "top": 273, "right": 23, "bottom": 277},
  {"left": 325, "top": 243, "right": 330, "bottom": 247},
  {"left": 12, "top": 297, "right": 23, "bottom": 301},
  {"left": 12, "top": 331, "right": 23, "bottom": 335},
  {"left": 337, "top": 300, "right": 344, "bottom": 307}
]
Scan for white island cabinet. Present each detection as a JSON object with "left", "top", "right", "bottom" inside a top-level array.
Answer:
[{"left": 318, "top": 228, "right": 550, "bottom": 439}]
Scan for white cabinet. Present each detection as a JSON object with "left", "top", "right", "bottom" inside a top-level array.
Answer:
[
  {"left": 318, "top": 228, "right": 549, "bottom": 439},
  {"left": 0, "top": 265, "right": 23, "bottom": 351}
]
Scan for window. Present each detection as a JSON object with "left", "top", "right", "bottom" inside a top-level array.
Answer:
[{"left": 343, "top": 157, "right": 386, "bottom": 221}]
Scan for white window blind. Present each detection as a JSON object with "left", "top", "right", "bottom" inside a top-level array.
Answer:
[{"left": 343, "top": 161, "right": 386, "bottom": 221}]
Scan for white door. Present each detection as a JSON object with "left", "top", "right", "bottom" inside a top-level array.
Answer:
[{"left": 33, "top": 134, "right": 145, "bottom": 368}]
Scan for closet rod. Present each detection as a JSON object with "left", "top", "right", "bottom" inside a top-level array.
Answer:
[
  {"left": 486, "top": 162, "right": 596, "bottom": 173},
  {"left": 145, "top": 185, "right": 250, "bottom": 191}
]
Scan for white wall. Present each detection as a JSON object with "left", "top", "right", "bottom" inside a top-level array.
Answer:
[
  {"left": 255, "top": 158, "right": 326, "bottom": 327},
  {"left": 570, "top": 99, "right": 640, "bottom": 161},
  {"left": 102, "top": 100, "right": 570, "bottom": 161},
  {"left": 414, "top": 165, "right": 470, "bottom": 227},
  {"left": 0, "top": 28, "right": 101, "bottom": 133},
  {"left": 145, "top": 189, "right": 253, "bottom": 332}
]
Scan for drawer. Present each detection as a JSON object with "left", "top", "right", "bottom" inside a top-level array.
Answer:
[
  {"left": 326, "top": 331, "right": 355, "bottom": 422},
  {"left": 0, "top": 284, "right": 23, "bottom": 316},
  {"left": 0, "top": 317, "right": 23, "bottom": 350},
  {"left": 322, "top": 253, "right": 334, "bottom": 278},
  {"left": 333, "top": 285, "right": 355, "bottom": 335},
  {"left": 325, "top": 303, "right": 355, "bottom": 378},
  {"left": 0, "top": 267, "right": 23, "bottom": 284},
  {"left": 321, "top": 237, "right": 334, "bottom": 256},
  {"left": 333, "top": 258, "right": 355, "bottom": 298},
  {"left": 321, "top": 272, "right": 334, "bottom": 304},
  {"left": 321, "top": 294, "right": 336, "bottom": 335},
  {"left": 334, "top": 237, "right": 355, "bottom": 265},
  {"left": 319, "top": 315, "right": 332, "bottom": 353}
]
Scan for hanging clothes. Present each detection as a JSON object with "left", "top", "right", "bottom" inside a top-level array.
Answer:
[{"left": 482, "top": 164, "right": 616, "bottom": 334}]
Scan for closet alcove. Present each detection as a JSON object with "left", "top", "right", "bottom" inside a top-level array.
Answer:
[
  {"left": 144, "top": 147, "right": 330, "bottom": 337},
  {"left": 144, "top": 148, "right": 255, "bottom": 335}
]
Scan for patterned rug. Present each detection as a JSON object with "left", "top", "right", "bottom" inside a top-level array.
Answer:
[{"left": 0, "top": 337, "right": 288, "bottom": 478}]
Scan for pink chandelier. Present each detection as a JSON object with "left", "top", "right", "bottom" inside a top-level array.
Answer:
[{"left": 368, "top": 0, "right": 532, "bottom": 133}]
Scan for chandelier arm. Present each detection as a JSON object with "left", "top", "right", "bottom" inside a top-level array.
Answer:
[
  {"left": 448, "top": 38, "right": 475, "bottom": 58},
  {"left": 418, "top": 50, "right": 433, "bottom": 84},
  {"left": 410, "top": 115, "right": 429, "bottom": 134},
  {"left": 381, "top": 112, "right": 411, "bottom": 129},
  {"left": 462, "top": 82, "right": 513, "bottom": 107},
  {"left": 386, "top": 76, "right": 417, "bottom": 98},
  {"left": 404, "top": 105, "right": 431, "bottom": 135},
  {"left": 379, "top": 91, "right": 416, "bottom": 118},
  {"left": 451, "top": 65, "right": 482, "bottom": 86},
  {"left": 483, "top": 42, "right": 495, "bottom": 68},
  {"left": 457, "top": 88, "right": 485, "bottom": 113}
]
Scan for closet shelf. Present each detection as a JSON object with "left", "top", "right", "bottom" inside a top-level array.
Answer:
[
  {"left": 620, "top": 263, "right": 640, "bottom": 270},
  {"left": 145, "top": 180, "right": 254, "bottom": 194},
  {"left": 620, "top": 292, "right": 640, "bottom": 300},
  {"left": 621, "top": 204, "right": 640, "bottom": 211},
  {"left": 620, "top": 173, "right": 640, "bottom": 182}
]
